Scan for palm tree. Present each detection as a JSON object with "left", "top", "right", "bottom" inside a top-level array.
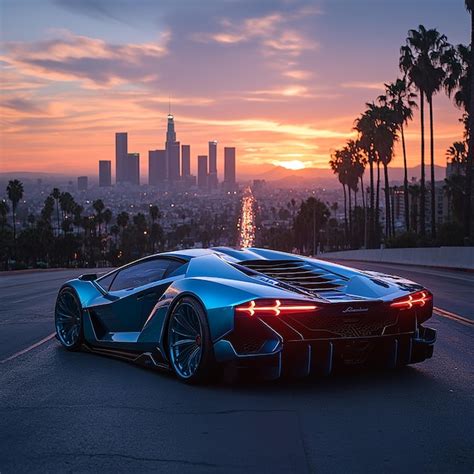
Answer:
[
  {"left": 355, "top": 105, "right": 378, "bottom": 247},
  {"left": 103, "top": 209, "right": 112, "bottom": 234},
  {"left": 92, "top": 199, "right": 105, "bottom": 235},
  {"left": 372, "top": 105, "right": 399, "bottom": 239},
  {"left": 149, "top": 205, "right": 161, "bottom": 224},
  {"left": 0, "top": 201, "right": 9, "bottom": 232},
  {"left": 6, "top": 179, "right": 24, "bottom": 251},
  {"left": 379, "top": 78, "right": 417, "bottom": 231},
  {"left": 444, "top": 35, "right": 473, "bottom": 239},
  {"left": 409, "top": 182, "right": 421, "bottom": 232},
  {"left": 401, "top": 25, "right": 448, "bottom": 239},
  {"left": 330, "top": 149, "right": 349, "bottom": 241},
  {"left": 446, "top": 141, "right": 468, "bottom": 175},
  {"left": 466, "top": 0, "right": 474, "bottom": 239},
  {"left": 51, "top": 188, "right": 61, "bottom": 236}
]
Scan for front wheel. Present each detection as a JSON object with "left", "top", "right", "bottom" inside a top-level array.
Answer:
[
  {"left": 167, "top": 297, "right": 215, "bottom": 384},
  {"left": 55, "top": 287, "right": 84, "bottom": 351}
]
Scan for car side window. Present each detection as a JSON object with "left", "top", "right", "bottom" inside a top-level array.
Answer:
[
  {"left": 109, "top": 259, "right": 181, "bottom": 292},
  {"left": 97, "top": 271, "right": 117, "bottom": 291}
]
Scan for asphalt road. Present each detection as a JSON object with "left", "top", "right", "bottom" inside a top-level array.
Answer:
[{"left": 0, "top": 264, "right": 473, "bottom": 473}]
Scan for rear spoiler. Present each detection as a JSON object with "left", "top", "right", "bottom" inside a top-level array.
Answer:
[{"left": 78, "top": 273, "right": 98, "bottom": 281}]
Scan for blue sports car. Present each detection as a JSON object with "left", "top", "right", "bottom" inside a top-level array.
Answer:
[{"left": 54, "top": 247, "right": 436, "bottom": 383}]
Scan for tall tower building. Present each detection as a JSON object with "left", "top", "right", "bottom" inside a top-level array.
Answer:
[
  {"left": 167, "top": 141, "right": 180, "bottom": 181},
  {"left": 181, "top": 145, "right": 191, "bottom": 177},
  {"left": 115, "top": 132, "right": 128, "bottom": 183},
  {"left": 197, "top": 155, "right": 208, "bottom": 189},
  {"left": 99, "top": 160, "right": 112, "bottom": 187},
  {"left": 208, "top": 140, "right": 218, "bottom": 189},
  {"left": 224, "top": 147, "right": 236, "bottom": 189},
  {"left": 165, "top": 114, "right": 180, "bottom": 181},
  {"left": 127, "top": 153, "right": 140, "bottom": 186},
  {"left": 149, "top": 150, "right": 167, "bottom": 185},
  {"left": 77, "top": 176, "right": 88, "bottom": 191}
]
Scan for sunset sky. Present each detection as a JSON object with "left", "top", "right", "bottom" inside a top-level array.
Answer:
[{"left": 0, "top": 0, "right": 468, "bottom": 179}]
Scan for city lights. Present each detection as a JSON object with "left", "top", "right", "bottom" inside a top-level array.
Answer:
[{"left": 238, "top": 187, "right": 256, "bottom": 248}]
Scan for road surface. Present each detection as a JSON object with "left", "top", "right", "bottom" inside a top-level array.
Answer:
[{"left": 0, "top": 264, "right": 473, "bottom": 473}]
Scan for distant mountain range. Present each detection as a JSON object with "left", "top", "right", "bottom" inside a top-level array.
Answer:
[
  {"left": 238, "top": 164, "right": 446, "bottom": 189},
  {"left": 0, "top": 164, "right": 446, "bottom": 190}
]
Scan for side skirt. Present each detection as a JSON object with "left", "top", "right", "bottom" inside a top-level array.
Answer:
[{"left": 81, "top": 344, "right": 171, "bottom": 372}]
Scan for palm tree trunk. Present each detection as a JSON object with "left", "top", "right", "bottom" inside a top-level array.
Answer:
[
  {"left": 360, "top": 176, "right": 367, "bottom": 248},
  {"left": 428, "top": 95, "right": 436, "bottom": 240},
  {"left": 12, "top": 207, "right": 17, "bottom": 258},
  {"left": 348, "top": 186, "right": 353, "bottom": 244},
  {"left": 376, "top": 160, "right": 381, "bottom": 244},
  {"left": 383, "top": 163, "right": 391, "bottom": 239},
  {"left": 56, "top": 202, "right": 60, "bottom": 237},
  {"left": 419, "top": 90, "right": 426, "bottom": 237},
  {"left": 391, "top": 187, "right": 396, "bottom": 236},
  {"left": 401, "top": 123, "right": 410, "bottom": 231},
  {"left": 342, "top": 184, "right": 348, "bottom": 244},
  {"left": 466, "top": 6, "right": 474, "bottom": 241},
  {"left": 369, "top": 153, "right": 375, "bottom": 248}
]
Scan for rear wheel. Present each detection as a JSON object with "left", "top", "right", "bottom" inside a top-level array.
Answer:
[
  {"left": 55, "top": 287, "right": 83, "bottom": 351},
  {"left": 167, "top": 297, "right": 214, "bottom": 383}
]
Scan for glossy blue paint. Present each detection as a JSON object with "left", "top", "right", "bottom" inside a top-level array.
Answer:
[{"left": 56, "top": 247, "right": 436, "bottom": 375}]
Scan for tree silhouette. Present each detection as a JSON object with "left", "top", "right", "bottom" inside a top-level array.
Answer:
[{"left": 7, "top": 179, "right": 24, "bottom": 255}]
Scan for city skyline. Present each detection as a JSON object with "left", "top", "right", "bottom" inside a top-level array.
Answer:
[
  {"left": 0, "top": 0, "right": 467, "bottom": 177},
  {"left": 110, "top": 112, "right": 237, "bottom": 187}
]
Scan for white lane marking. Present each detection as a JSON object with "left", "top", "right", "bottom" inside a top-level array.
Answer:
[
  {"left": 0, "top": 332, "right": 56, "bottom": 364},
  {"left": 434, "top": 307, "right": 473, "bottom": 327}
]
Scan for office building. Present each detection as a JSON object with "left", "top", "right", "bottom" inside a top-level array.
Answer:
[
  {"left": 181, "top": 145, "right": 191, "bottom": 177},
  {"left": 167, "top": 141, "right": 180, "bottom": 181},
  {"left": 197, "top": 155, "right": 208, "bottom": 189},
  {"left": 115, "top": 132, "right": 128, "bottom": 183},
  {"left": 165, "top": 114, "right": 180, "bottom": 181},
  {"left": 149, "top": 150, "right": 167, "bottom": 186},
  {"left": 99, "top": 160, "right": 112, "bottom": 187},
  {"left": 127, "top": 153, "right": 140, "bottom": 186},
  {"left": 224, "top": 147, "right": 236, "bottom": 188},
  {"left": 77, "top": 176, "right": 88, "bottom": 191},
  {"left": 208, "top": 140, "right": 218, "bottom": 189}
]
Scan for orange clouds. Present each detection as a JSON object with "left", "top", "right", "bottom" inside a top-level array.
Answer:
[{"left": 0, "top": 30, "right": 170, "bottom": 88}]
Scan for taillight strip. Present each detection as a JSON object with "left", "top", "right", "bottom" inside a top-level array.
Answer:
[
  {"left": 235, "top": 299, "right": 318, "bottom": 316},
  {"left": 390, "top": 291, "right": 431, "bottom": 309}
]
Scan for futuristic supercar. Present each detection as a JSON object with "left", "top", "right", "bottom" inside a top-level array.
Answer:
[{"left": 54, "top": 247, "right": 436, "bottom": 383}]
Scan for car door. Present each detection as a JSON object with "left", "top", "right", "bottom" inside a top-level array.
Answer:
[{"left": 93, "top": 257, "right": 185, "bottom": 334}]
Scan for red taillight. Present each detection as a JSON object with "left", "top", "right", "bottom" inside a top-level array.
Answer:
[
  {"left": 235, "top": 299, "right": 318, "bottom": 316},
  {"left": 390, "top": 290, "right": 432, "bottom": 310}
]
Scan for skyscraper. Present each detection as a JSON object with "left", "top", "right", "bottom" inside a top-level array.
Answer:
[
  {"left": 149, "top": 149, "right": 167, "bottom": 185},
  {"left": 99, "top": 160, "right": 112, "bottom": 187},
  {"left": 115, "top": 132, "right": 128, "bottom": 183},
  {"left": 127, "top": 153, "right": 140, "bottom": 186},
  {"left": 167, "top": 141, "right": 180, "bottom": 181},
  {"left": 165, "top": 114, "right": 180, "bottom": 181},
  {"left": 197, "top": 155, "right": 208, "bottom": 189},
  {"left": 77, "top": 176, "right": 88, "bottom": 191},
  {"left": 181, "top": 145, "right": 191, "bottom": 177},
  {"left": 224, "top": 147, "right": 236, "bottom": 189},
  {"left": 208, "top": 140, "right": 218, "bottom": 189}
]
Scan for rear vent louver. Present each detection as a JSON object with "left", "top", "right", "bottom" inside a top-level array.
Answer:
[{"left": 240, "top": 260, "right": 348, "bottom": 295}]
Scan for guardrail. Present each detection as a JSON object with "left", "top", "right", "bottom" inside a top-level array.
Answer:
[{"left": 320, "top": 247, "right": 474, "bottom": 271}]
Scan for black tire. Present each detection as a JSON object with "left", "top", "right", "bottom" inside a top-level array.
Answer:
[
  {"left": 55, "top": 287, "right": 84, "bottom": 351},
  {"left": 167, "top": 296, "right": 215, "bottom": 384}
]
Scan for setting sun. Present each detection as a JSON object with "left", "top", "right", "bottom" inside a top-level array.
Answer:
[{"left": 275, "top": 160, "right": 308, "bottom": 170}]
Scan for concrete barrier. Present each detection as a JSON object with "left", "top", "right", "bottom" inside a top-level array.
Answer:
[{"left": 320, "top": 247, "right": 474, "bottom": 271}]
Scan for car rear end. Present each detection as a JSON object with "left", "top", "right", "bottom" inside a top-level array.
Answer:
[{"left": 213, "top": 278, "right": 436, "bottom": 380}]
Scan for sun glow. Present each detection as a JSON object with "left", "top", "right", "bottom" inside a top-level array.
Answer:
[{"left": 275, "top": 160, "right": 307, "bottom": 170}]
